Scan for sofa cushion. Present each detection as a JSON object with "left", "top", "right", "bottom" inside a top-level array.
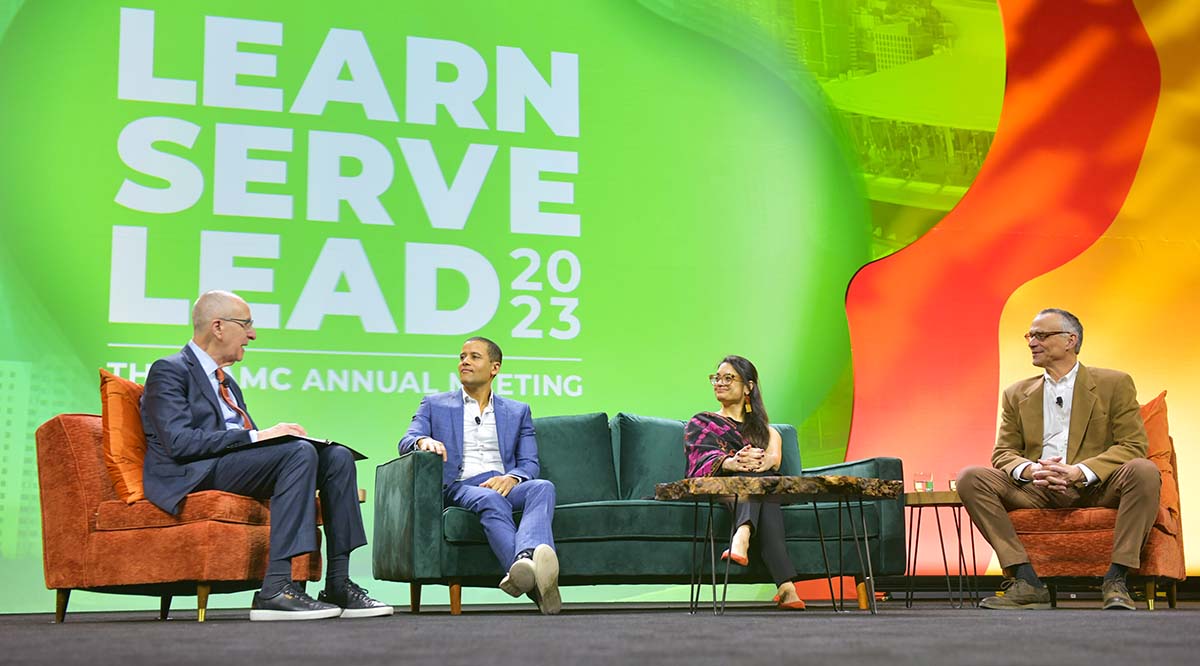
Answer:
[
  {"left": 1141, "top": 391, "right": 1179, "bottom": 531},
  {"left": 99, "top": 369, "right": 147, "bottom": 503},
  {"left": 613, "top": 413, "right": 687, "bottom": 500},
  {"left": 532, "top": 412, "right": 617, "bottom": 503},
  {"left": 95, "top": 490, "right": 271, "bottom": 531}
]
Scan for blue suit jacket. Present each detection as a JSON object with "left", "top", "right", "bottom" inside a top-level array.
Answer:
[
  {"left": 398, "top": 390, "right": 540, "bottom": 489},
  {"left": 140, "top": 345, "right": 258, "bottom": 514}
]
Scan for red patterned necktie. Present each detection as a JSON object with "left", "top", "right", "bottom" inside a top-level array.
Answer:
[{"left": 214, "top": 367, "right": 253, "bottom": 429}]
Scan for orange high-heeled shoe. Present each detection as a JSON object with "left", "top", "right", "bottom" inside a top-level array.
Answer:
[
  {"left": 776, "top": 597, "right": 807, "bottom": 610},
  {"left": 774, "top": 586, "right": 806, "bottom": 610},
  {"left": 719, "top": 549, "right": 749, "bottom": 566}
]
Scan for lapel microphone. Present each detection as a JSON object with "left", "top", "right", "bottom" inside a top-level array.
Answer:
[
  {"left": 475, "top": 416, "right": 482, "bottom": 425},
  {"left": 1056, "top": 396, "right": 1064, "bottom": 408}
]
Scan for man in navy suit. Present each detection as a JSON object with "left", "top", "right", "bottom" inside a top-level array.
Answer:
[
  {"left": 399, "top": 337, "right": 561, "bottom": 614},
  {"left": 141, "top": 290, "right": 392, "bottom": 621}
]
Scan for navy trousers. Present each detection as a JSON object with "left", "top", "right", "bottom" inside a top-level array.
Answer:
[
  {"left": 198, "top": 441, "right": 367, "bottom": 560},
  {"left": 445, "top": 471, "right": 556, "bottom": 568}
]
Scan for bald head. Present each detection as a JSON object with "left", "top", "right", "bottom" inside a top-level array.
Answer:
[
  {"left": 192, "top": 290, "right": 246, "bottom": 334},
  {"left": 191, "top": 291, "right": 256, "bottom": 366}
]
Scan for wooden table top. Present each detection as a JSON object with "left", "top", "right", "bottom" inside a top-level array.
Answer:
[
  {"left": 903, "top": 490, "right": 963, "bottom": 506},
  {"left": 654, "top": 474, "right": 903, "bottom": 503}
]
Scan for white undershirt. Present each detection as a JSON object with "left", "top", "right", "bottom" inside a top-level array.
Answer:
[{"left": 458, "top": 389, "right": 504, "bottom": 481}]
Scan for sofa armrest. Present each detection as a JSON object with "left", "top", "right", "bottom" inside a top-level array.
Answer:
[
  {"left": 372, "top": 451, "right": 445, "bottom": 582},
  {"left": 803, "top": 456, "right": 903, "bottom": 482},
  {"left": 803, "top": 456, "right": 906, "bottom": 576}
]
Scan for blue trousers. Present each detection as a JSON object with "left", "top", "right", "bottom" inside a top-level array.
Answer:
[
  {"left": 198, "top": 441, "right": 367, "bottom": 561},
  {"left": 445, "top": 471, "right": 556, "bottom": 568}
]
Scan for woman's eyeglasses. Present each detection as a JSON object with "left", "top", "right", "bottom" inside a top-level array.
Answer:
[{"left": 708, "top": 374, "right": 741, "bottom": 386}]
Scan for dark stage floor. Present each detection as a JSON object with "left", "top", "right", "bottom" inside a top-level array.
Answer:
[{"left": 2, "top": 599, "right": 1197, "bottom": 666}]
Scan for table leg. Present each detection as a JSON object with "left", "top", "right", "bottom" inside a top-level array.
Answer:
[
  {"left": 841, "top": 498, "right": 875, "bottom": 614},
  {"left": 967, "top": 510, "right": 981, "bottom": 605},
  {"left": 905, "top": 505, "right": 919, "bottom": 608},
  {"left": 837, "top": 499, "right": 847, "bottom": 611},
  {"left": 707, "top": 499, "right": 718, "bottom": 616},
  {"left": 952, "top": 506, "right": 975, "bottom": 608},
  {"left": 856, "top": 498, "right": 878, "bottom": 614},
  {"left": 933, "top": 507, "right": 956, "bottom": 608},
  {"left": 810, "top": 501, "right": 839, "bottom": 612},
  {"left": 719, "top": 495, "right": 738, "bottom": 615},
  {"left": 690, "top": 500, "right": 700, "bottom": 615}
]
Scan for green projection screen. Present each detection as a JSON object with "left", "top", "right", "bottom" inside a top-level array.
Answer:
[{"left": 1, "top": 0, "right": 877, "bottom": 611}]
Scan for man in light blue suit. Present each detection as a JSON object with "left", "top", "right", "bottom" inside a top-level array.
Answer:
[{"left": 398, "top": 337, "right": 561, "bottom": 614}]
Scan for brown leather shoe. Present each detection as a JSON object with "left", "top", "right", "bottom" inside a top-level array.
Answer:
[
  {"left": 1102, "top": 578, "right": 1136, "bottom": 610},
  {"left": 979, "top": 578, "right": 1051, "bottom": 610}
]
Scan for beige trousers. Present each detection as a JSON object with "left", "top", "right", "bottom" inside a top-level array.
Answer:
[{"left": 956, "top": 458, "right": 1160, "bottom": 570}]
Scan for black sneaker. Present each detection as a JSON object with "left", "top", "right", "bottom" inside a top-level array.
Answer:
[
  {"left": 318, "top": 580, "right": 395, "bottom": 618},
  {"left": 250, "top": 583, "right": 343, "bottom": 621}
]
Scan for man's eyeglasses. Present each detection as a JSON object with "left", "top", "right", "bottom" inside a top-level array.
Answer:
[
  {"left": 219, "top": 317, "right": 254, "bottom": 330},
  {"left": 1024, "top": 330, "right": 1069, "bottom": 342},
  {"left": 709, "top": 374, "right": 741, "bottom": 386}
]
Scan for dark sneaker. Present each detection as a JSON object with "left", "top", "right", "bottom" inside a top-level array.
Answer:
[
  {"left": 979, "top": 578, "right": 1052, "bottom": 610},
  {"left": 318, "top": 580, "right": 395, "bottom": 618},
  {"left": 532, "top": 544, "right": 561, "bottom": 615},
  {"left": 1102, "top": 578, "right": 1136, "bottom": 610},
  {"left": 250, "top": 584, "right": 343, "bottom": 621},
  {"left": 500, "top": 557, "right": 536, "bottom": 598}
]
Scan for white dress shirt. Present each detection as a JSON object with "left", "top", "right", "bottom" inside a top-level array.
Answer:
[
  {"left": 1014, "top": 362, "right": 1096, "bottom": 485},
  {"left": 458, "top": 389, "right": 506, "bottom": 481}
]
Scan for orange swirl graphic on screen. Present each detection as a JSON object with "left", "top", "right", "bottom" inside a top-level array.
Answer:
[{"left": 843, "top": 0, "right": 1159, "bottom": 571}]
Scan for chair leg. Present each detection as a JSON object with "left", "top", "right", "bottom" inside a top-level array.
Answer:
[
  {"left": 410, "top": 583, "right": 422, "bottom": 614},
  {"left": 1046, "top": 581, "right": 1057, "bottom": 608},
  {"left": 159, "top": 595, "right": 172, "bottom": 620},
  {"left": 449, "top": 581, "right": 462, "bottom": 616},
  {"left": 1168, "top": 581, "right": 1178, "bottom": 609},
  {"left": 1145, "top": 579, "right": 1157, "bottom": 611},
  {"left": 55, "top": 589, "right": 70, "bottom": 623},
  {"left": 196, "top": 583, "right": 211, "bottom": 623}
]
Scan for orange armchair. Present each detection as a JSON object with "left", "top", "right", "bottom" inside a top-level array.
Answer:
[
  {"left": 36, "top": 413, "right": 322, "bottom": 622},
  {"left": 1007, "top": 392, "right": 1184, "bottom": 609}
]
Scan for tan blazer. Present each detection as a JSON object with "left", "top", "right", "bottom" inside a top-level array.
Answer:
[{"left": 992, "top": 363, "right": 1148, "bottom": 484}]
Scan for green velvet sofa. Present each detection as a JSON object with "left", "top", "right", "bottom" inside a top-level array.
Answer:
[{"left": 372, "top": 412, "right": 905, "bottom": 613}]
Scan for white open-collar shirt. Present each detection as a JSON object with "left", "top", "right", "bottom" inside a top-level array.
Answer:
[{"left": 458, "top": 389, "right": 504, "bottom": 481}]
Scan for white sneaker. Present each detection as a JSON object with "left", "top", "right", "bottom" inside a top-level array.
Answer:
[
  {"left": 499, "top": 556, "right": 536, "bottom": 597},
  {"left": 532, "top": 544, "right": 561, "bottom": 615}
]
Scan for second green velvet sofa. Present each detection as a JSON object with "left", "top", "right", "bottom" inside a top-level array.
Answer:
[{"left": 372, "top": 412, "right": 905, "bottom": 613}]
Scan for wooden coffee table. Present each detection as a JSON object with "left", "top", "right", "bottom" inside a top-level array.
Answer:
[{"left": 655, "top": 475, "right": 902, "bottom": 615}]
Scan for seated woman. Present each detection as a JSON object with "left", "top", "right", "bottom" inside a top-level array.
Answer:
[{"left": 684, "top": 355, "right": 806, "bottom": 610}]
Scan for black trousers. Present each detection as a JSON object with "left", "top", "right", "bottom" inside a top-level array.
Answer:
[
  {"left": 198, "top": 441, "right": 367, "bottom": 561},
  {"left": 726, "top": 471, "right": 797, "bottom": 587}
]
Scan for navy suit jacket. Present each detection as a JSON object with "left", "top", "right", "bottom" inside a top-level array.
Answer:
[
  {"left": 141, "top": 345, "right": 258, "bottom": 514},
  {"left": 398, "top": 390, "right": 539, "bottom": 489}
]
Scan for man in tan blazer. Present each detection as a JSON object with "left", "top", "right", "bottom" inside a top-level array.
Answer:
[{"left": 958, "top": 308, "right": 1160, "bottom": 610}]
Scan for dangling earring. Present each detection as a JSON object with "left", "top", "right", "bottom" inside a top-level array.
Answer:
[{"left": 744, "top": 394, "right": 752, "bottom": 414}]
